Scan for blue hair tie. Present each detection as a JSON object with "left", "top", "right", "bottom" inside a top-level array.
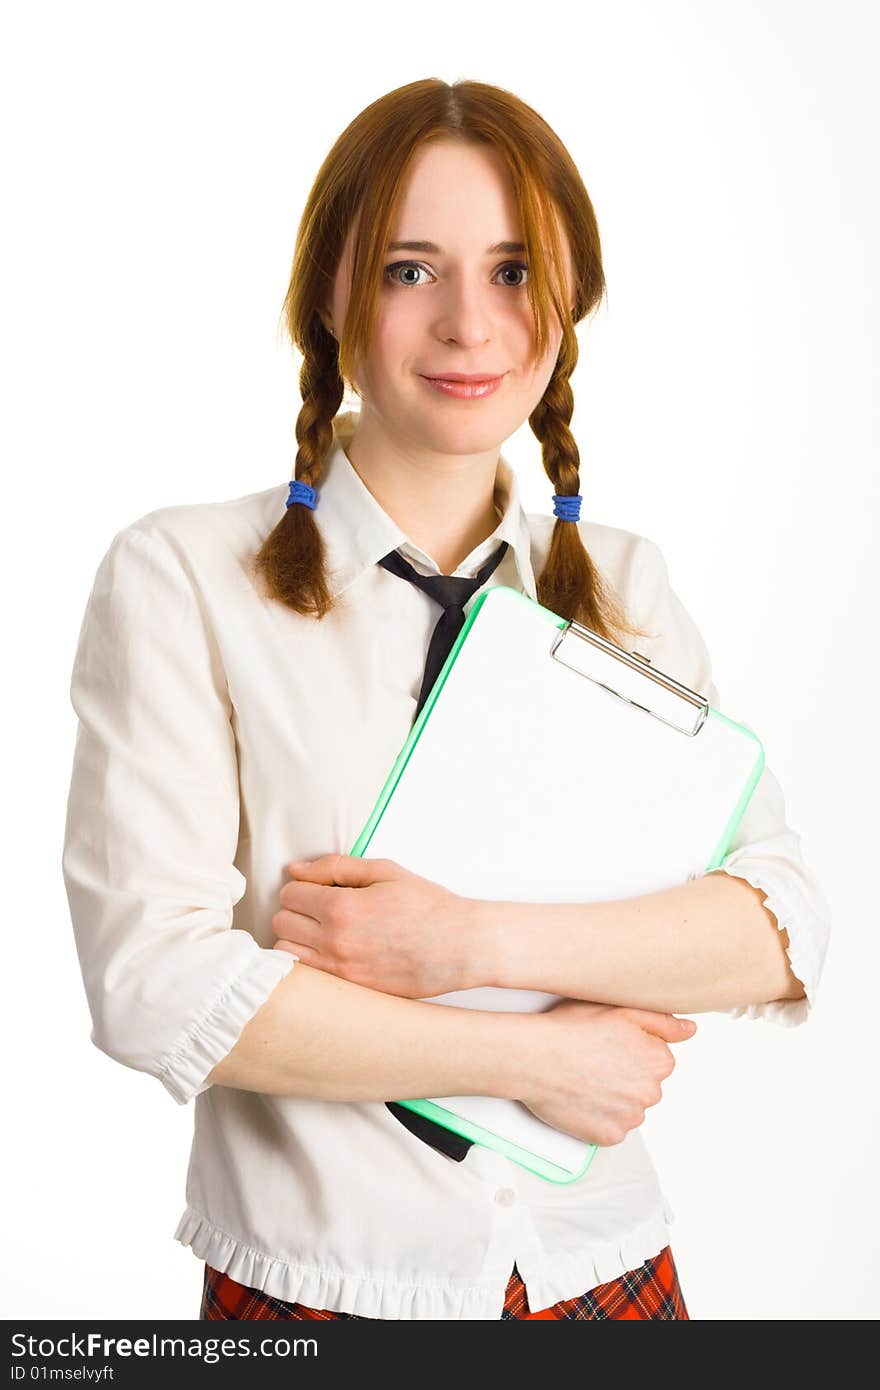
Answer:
[
  {"left": 552, "top": 493, "right": 582, "bottom": 522},
  {"left": 287, "top": 479, "right": 318, "bottom": 511}
]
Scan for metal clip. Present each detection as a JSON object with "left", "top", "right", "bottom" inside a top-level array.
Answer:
[{"left": 549, "top": 620, "right": 709, "bottom": 736}]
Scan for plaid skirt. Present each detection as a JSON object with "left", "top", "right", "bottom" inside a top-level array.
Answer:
[{"left": 200, "top": 1246, "right": 689, "bottom": 1320}]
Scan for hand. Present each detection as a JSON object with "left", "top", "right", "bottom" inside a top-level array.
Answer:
[
  {"left": 516, "top": 1000, "right": 697, "bottom": 1147},
  {"left": 271, "top": 853, "right": 476, "bottom": 999}
]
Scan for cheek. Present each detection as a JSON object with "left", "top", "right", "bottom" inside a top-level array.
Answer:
[
  {"left": 512, "top": 325, "right": 562, "bottom": 405},
  {"left": 357, "top": 310, "right": 419, "bottom": 392},
  {"left": 512, "top": 299, "right": 561, "bottom": 362},
  {"left": 525, "top": 315, "right": 558, "bottom": 380}
]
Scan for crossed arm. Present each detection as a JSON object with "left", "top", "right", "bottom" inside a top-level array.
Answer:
[
  {"left": 273, "top": 853, "right": 807, "bottom": 1015},
  {"left": 468, "top": 869, "right": 805, "bottom": 1013}
]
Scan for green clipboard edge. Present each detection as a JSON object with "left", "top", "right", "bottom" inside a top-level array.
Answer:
[{"left": 349, "top": 585, "right": 766, "bottom": 1184}]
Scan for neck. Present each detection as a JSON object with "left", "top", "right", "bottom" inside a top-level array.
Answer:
[{"left": 343, "top": 408, "right": 504, "bottom": 575}]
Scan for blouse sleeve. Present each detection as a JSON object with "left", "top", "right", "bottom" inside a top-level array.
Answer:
[
  {"left": 61, "top": 523, "right": 297, "bottom": 1105},
  {"left": 631, "top": 537, "right": 831, "bottom": 1026}
]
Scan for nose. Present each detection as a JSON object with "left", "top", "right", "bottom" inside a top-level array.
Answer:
[{"left": 432, "top": 277, "right": 495, "bottom": 349}]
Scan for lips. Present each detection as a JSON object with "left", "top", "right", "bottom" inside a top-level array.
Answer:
[
  {"left": 422, "top": 373, "right": 504, "bottom": 383},
  {"left": 420, "top": 374, "right": 506, "bottom": 400}
]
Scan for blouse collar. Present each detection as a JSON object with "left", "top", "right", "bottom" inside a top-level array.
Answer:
[{"left": 311, "top": 408, "right": 538, "bottom": 602}]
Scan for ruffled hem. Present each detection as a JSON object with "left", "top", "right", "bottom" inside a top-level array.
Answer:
[
  {"left": 704, "top": 862, "right": 819, "bottom": 1026},
  {"left": 173, "top": 1200, "right": 676, "bottom": 1320},
  {"left": 517, "top": 1200, "right": 677, "bottom": 1314},
  {"left": 156, "top": 947, "right": 297, "bottom": 1105}
]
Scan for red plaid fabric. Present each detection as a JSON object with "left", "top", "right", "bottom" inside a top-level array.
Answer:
[{"left": 200, "top": 1245, "right": 688, "bottom": 1320}]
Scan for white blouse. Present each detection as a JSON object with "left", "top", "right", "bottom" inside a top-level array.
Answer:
[{"left": 61, "top": 408, "right": 831, "bottom": 1320}]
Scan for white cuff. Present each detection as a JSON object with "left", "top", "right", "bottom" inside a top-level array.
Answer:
[
  {"left": 156, "top": 947, "right": 298, "bottom": 1104},
  {"left": 704, "top": 854, "right": 831, "bottom": 1027}
]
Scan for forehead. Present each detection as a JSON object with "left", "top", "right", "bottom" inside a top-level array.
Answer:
[{"left": 388, "top": 140, "right": 522, "bottom": 249}]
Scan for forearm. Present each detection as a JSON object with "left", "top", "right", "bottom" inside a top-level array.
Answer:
[
  {"left": 205, "top": 960, "right": 527, "bottom": 1101},
  {"left": 476, "top": 871, "right": 804, "bottom": 1013}
]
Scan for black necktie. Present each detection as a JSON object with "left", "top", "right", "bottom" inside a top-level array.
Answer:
[{"left": 377, "top": 539, "right": 509, "bottom": 1162}]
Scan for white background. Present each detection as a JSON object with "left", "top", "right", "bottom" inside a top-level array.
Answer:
[{"left": 4, "top": 0, "right": 876, "bottom": 1320}]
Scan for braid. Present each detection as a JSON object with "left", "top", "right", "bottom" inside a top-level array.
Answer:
[
  {"left": 249, "top": 323, "right": 344, "bottom": 619},
  {"left": 530, "top": 361, "right": 646, "bottom": 645}
]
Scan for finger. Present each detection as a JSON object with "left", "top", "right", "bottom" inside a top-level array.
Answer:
[
  {"left": 288, "top": 855, "right": 401, "bottom": 887},
  {"left": 287, "top": 856, "right": 341, "bottom": 883},
  {"left": 279, "top": 878, "right": 343, "bottom": 917},
  {"left": 623, "top": 1009, "right": 697, "bottom": 1042},
  {"left": 272, "top": 939, "right": 324, "bottom": 970},
  {"left": 271, "top": 906, "right": 324, "bottom": 948}
]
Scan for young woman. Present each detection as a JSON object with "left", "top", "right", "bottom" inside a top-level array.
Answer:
[{"left": 62, "top": 78, "right": 830, "bottom": 1322}]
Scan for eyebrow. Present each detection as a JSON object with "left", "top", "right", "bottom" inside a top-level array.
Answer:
[{"left": 386, "top": 240, "right": 526, "bottom": 255}]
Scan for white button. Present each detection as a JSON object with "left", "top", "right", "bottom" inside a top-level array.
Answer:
[{"left": 494, "top": 1187, "right": 517, "bottom": 1207}]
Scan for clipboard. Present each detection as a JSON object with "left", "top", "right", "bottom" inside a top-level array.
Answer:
[{"left": 349, "top": 585, "right": 764, "bottom": 1184}]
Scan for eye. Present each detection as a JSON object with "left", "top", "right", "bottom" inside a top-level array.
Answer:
[
  {"left": 496, "top": 262, "right": 529, "bottom": 288},
  {"left": 383, "top": 261, "right": 530, "bottom": 288},
  {"left": 384, "top": 262, "right": 432, "bottom": 288}
]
